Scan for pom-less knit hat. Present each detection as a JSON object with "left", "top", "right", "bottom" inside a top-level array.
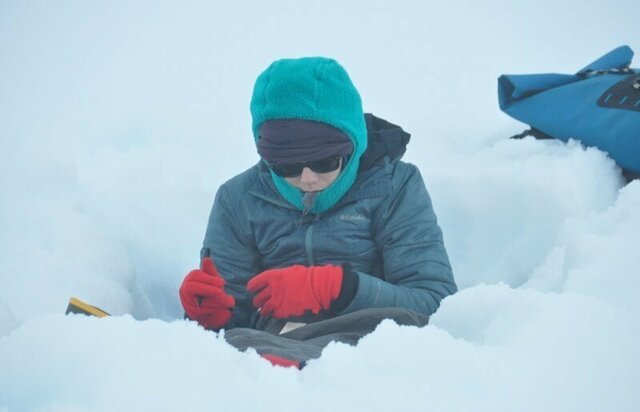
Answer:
[{"left": 250, "top": 57, "right": 367, "bottom": 213}]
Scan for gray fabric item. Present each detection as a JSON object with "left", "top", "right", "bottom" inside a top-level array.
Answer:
[{"left": 224, "top": 307, "right": 428, "bottom": 363}]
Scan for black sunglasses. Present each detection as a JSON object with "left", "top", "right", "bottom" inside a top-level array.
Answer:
[{"left": 269, "top": 156, "right": 343, "bottom": 178}]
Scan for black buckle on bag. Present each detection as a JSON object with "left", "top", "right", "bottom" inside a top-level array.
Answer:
[
  {"left": 597, "top": 73, "right": 640, "bottom": 113},
  {"left": 509, "top": 128, "right": 555, "bottom": 140}
]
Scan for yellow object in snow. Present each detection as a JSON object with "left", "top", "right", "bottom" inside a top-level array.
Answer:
[{"left": 65, "top": 297, "right": 110, "bottom": 318}]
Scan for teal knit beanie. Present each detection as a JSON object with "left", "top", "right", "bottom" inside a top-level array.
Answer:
[{"left": 250, "top": 57, "right": 367, "bottom": 213}]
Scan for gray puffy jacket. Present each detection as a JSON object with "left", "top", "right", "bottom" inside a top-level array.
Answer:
[{"left": 201, "top": 114, "right": 457, "bottom": 330}]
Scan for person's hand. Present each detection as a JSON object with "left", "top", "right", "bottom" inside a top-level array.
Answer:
[
  {"left": 179, "top": 257, "right": 235, "bottom": 330},
  {"left": 247, "top": 265, "right": 343, "bottom": 318}
]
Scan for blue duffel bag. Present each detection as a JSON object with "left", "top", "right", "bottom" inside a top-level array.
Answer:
[{"left": 498, "top": 45, "right": 640, "bottom": 177}]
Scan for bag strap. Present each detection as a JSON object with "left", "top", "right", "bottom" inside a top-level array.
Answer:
[{"left": 509, "top": 128, "right": 555, "bottom": 140}]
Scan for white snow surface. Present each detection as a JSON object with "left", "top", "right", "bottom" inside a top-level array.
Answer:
[{"left": 1, "top": 1, "right": 639, "bottom": 411}]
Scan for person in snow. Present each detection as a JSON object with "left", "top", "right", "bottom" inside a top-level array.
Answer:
[{"left": 179, "top": 57, "right": 457, "bottom": 365}]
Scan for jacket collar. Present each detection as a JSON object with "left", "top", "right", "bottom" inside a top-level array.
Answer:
[{"left": 248, "top": 160, "right": 392, "bottom": 212}]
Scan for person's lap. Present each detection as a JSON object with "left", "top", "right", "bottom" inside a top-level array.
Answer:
[{"left": 224, "top": 307, "right": 429, "bottom": 362}]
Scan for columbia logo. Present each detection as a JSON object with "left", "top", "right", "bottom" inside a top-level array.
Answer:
[{"left": 339, "top": 214, "right": 366, "bottom": 221}]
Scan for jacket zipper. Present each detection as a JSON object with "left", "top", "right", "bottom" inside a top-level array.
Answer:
[
  {"left": 305, "top": 224, "right": 314, "bottom": 266},
  {"left": 304, "top": 213, "right": 322, "bottom": 266}
]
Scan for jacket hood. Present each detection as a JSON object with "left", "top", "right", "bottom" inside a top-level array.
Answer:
[
  {"left": 250, "top": 57, "right": 367, "bottom": 214},
  {"left": 359, "top": 113, "right": 411, "bottom": 172}
]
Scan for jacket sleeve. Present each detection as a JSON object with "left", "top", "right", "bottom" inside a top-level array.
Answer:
[
  {"left": 337, "top": 162, "right": 457, "bottom": 317},
  {"left": 200, "top": 183, "right": 261, "bottom": 329}
]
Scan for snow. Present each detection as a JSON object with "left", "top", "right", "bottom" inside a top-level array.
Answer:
[{"left": 1, "top": 0, "right": 639, "bottom": 410}]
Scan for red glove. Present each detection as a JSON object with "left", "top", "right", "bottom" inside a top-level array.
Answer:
[
  {"left": 247, "top": 265, "right": 343, "bottom": 318},
  {"left": 261, "top": 353, "right": 302, "bottom": 369},
  {"left": 179, "top": 257, "right": 236, "bottom": 330}
]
